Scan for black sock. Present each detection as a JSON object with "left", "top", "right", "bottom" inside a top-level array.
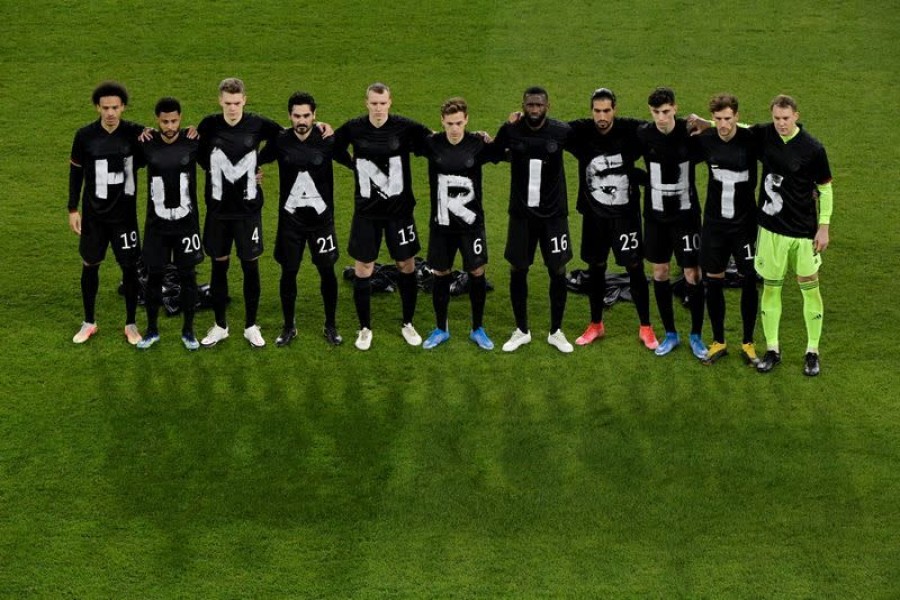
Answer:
[
  {"left": 628, "top": 264, "right": 651, "bottom": 326},
  {"left": 741, "top": 277, "right": 759, "bottom": 344},
  {"left": 687, "top": 282, "right": 705, "bottom": 336},
  {"left": 705, "top": 277, "right": 725, "bottom": 343},
  {"left": 549, "top": 271, "right": 567, "bottom": 333},
  {"left": 654, "top": 279, "right": 676, "bottom": 333},
  {"left": 145, "top": 271, "right": 163, "bottom": 334},
  {"left": 432, "top": 273, "right": 451, "bottom": 330},
  {"left": 121, "top": 264, "right": 139, "bottom": 324},
  {"left": 354, "top": 275, "right": 372, "bottom": 329},
  {"left": 510, "top": 269, "right": 529, "bottom": 332},
  {"left": 588, "top": 263, "right": 606, "bottom": 324},
  {"left": 469, "top": 272, "right": 487, "bottom": 330},
  {"left": 241, "top": 259, "right": 260, "bottom": 329},
  {"left": 280, "top": 267, "right": 298, "bottom": 329},
  {"left": 398, "top": 271, "right": 418, "bottom": 324},
  {"left": 81, "top": 263, "right": 100, "bottom": 323},
  {"left": 317, "top": 264, "right": 338, "bottom": 328},
  {"left": 179, "top": 268, "right": 197, "bottom": 335},
  {"left": 211, "top": 259, "right": 230, "bottom": 328}
]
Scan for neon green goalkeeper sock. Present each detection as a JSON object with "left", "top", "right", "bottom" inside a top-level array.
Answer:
[
  {"left": 760, "top": 280, "right": 783, "bottom": 352},
  {"left": 800, "top": 279, "right": 824, "bottom": 353}
]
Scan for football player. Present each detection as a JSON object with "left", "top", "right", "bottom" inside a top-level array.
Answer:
[
  {"left": 133, "top": 98, "right": 204, "bottom": 350},
  {"left": 258, "top": 92, "right": 343, "bottom": 347},
  {"left": 68, "top": 81, "right": 146, "bottom": 345},
  {"left": 333, "top": 83, "right": 432, "bottom": 350},
  {"left": 197, "top": 78, "right": 282, "bottom": 348},
  {"left": 493, "top": 87, "right": 575, "bottom": 353}
]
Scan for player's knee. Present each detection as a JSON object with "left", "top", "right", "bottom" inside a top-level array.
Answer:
[
  {"left": 652, "top": 263, "right": 670, "bottom": 281},
  {"left": 797, "top": 274, "right": 818, "bottom": 284},
  {"left": 355, "top": 261, "right": 374, "bottom": 278},
  {"left": 548, "top": 265, "right": 566, "bottom": 278},
  {"left": 432, "top": 268, "right": 451, "bottom": 277},
  {"left": 314, "top": 263, "right": 333, "bottom": 278},
  {"left": 510, "top": 266, "right": 529, "bottom": 275},
  {"left": 281, "top": 266, "right": 300, "bottom": 280},
  {"left": 684, "top": 267, "right": 701, "bottom": 285},
  {"left": 469, "top": 266, "right": 485, "bottom": 277},
  {"left": 178, "top": 267, "right": 197, "bottom": 284},
  {"left": 625, "top": 260, "right": 645, "bottom": 276},
  {"left": 397, "top": 258, "right": 415, "bottom": 274},
  {"left": 240, "top": 259, "right": 259, "bottom": 274},
  {"left": 591, "top": 261, "right": 608, "bottom": 273},
  {"left": 704, "top": 275, "right": 724, "bottom": 289}
]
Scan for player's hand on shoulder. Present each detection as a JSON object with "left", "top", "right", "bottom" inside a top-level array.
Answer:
[
  {"left": 138, "top": 127, "right": 155, "bottom": 142},
  {"left": 255, "top": 168, "right": 265, "bottom": 185},
  {"left": 68, "top": 211, "right": 82, "bottom": 235},
  {"left": 685, "top": 113, "right": 710, "bottom": 136},
  {"left": 186, "top": 126, "right": 200, "bottom": 140},
  {"left": 317, "top": 122, "right": 334, "bottom": 138},
  {"left": 475, "top": 131, "right": 494, "bottom": 143},
  {"left": 508, "top": 111, "right": 523, "bottom": 124}
]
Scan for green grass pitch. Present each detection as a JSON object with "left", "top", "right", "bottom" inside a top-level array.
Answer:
[{"left": 0, "top": 1, "right": 898, "bottom": 597}]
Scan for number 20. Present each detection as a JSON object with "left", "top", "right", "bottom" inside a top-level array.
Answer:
[{"left": 182, "top": 234, "right": 201, "bottom": 253}]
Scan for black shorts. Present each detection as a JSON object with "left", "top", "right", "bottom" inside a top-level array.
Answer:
[
  {"left": 348, "top": 214, "right": 420, "bottom": 263},
  {"left": 79, "top": 215, "right": 141, "bottom": 266},
  {"left": 142, "top": 228, "right": 204, "bottom": 272},
  {"left": 643, "top": 213, "right": 701, "bottom": 268},
  {"left": 580, "top": 211, "right": 643, "bottom": 268},
  {"left": 427, "top": 226, "right": 488, "bottom": 272},
  {"left": 203, "top": 213, "right": 264, "bottom": 261},
  {"left": 700, "top": 221, "right": 757, "bottom": 276},
  {"left": 504, "top": 213, "right": 572, "bottom": 272},
  {"left": 275, "top": 221, "right": 339, "bottom": 270}
]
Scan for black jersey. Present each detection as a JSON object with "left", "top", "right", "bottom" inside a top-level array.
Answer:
[
  {"left": 753, "top": 124, "right": 832, "bottom": 239},
  {"left": 197, "top": 112, "right": 281, "bottom": 219},
  {"left": 69, "top": 119, "right": 144, "bottom": 221},
  {"left": 493, "top": 118, "right": 572, "bottom": 219},
  {"left": 258, "top": 127, "right": 335, "bottom": 230},
  {"left": 694, "top": 126, "right": 758, "bottom": 228},
  {"left": 635, "top": 118, "right": 701, "bottom": 223},
  {"left": 567, "top": 117, "right": 644, "bottom": 219},
  {"left": 421, "top": 132, "right": 505, "bottom": 232},
  {"left": 333, "top": 114, "right": 431, "bottom": 219},
  {"left": 137, "top": 131, "right": 200, "bottom": 235}
]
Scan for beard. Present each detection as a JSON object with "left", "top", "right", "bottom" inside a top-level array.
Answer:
[{"left": 525, "top": 113, "right": 546, "bottom": 127}]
